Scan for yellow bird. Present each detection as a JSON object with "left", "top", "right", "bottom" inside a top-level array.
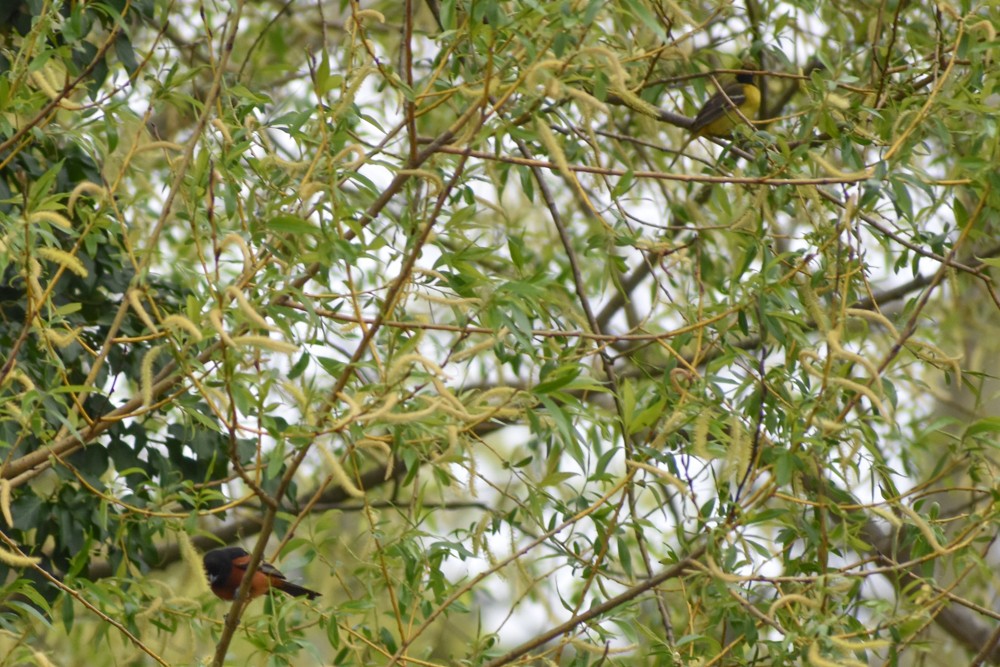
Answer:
[{"left": 672, "top": 70, "right": 761, "bottom": 166}]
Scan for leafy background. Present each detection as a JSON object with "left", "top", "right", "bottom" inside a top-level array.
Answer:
[{"left": 0, "top": 0, "right": 998, "bottom": 665}]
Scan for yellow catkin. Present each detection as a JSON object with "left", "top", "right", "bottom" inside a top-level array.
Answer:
[
  {"left": 386, "top": 352, "right": 442, "bottom": 384},
  {"left": 42, "top": 327, "right": 81, "bottom": 348},
  {"left": 160, "top": 315, "right": 203, "bottom": 341},
  {"left": 319, "top": 447, "right": 365, "bottom": 498},
  {"left": 968, "top": 19, "right": 996, "bottom": 40},
  {"left": 281, "top": 381, "right": 309, "bottom": 420},
  {"left": 397, "top": 169, "right": 444, "bottom": 194},
  {"left": 564, "top": 86, "right": 609, "bottom": 114},
  {"left": 231, "top": 335, "right": 298, "bottom": 354},
  {"left": 225, "top": 286, "right": 274, "bottom": 331},
  {"left": 692, "top": 409, "right": 712, "bottom": 459},
  {"left": 355, "top": 438, "right": 392, "bottom": 459},
  {"left": 458, "top": 428, "right": 474, "bottom": 496},
  {"left": 578, "top": 46, "right": 627, "bottom": 83},
  {"left": 31, "top": 650, "right": 57, "bottom": 667},
  {"left": 127, "top": 290, "right": 159, "bottom": 332},
  {"left": 141, "top": 346, "right": 163, "bottom": 407},
  {"left": 534, "top": 119, "right": 596, "bottom": 212},
  {"left": 30, "top": 69, "right": 82, "bottom": 109},
  {"left": 431, "top": 376, "right": 468, "bottom": 413},
  {"left": 210, "top": 118, "right": 232, "bottom": 143},
  {"left": 29, "top": 210, "right": 73, "bottom": 229},
  {"left": 336, "top": 391, "right": 362, "bottom": 420},
  {"left": 36, "top": 247, "right": 87, "bottom": 277},
  {"left": 827, "top": 339, "right": 881, "bottom": 385},
  {"left": 626, "top": 460, "right": 692, "bottom": 497},
  {"left": 648, "top": 408, "right": 689, "bottom": 451},
  {"left": 725, "top": 414, "right": 750, "bottom": 479},
  {"left": 331, "top": 144, "right": 366, "bottom": 169},
  {"left": 354, "top": 8, "right": 385, "bottom": 22},
  {"left": 896, "top": 503, "right": 946, "bottom": 555},
  {"left": 806, "top": 642, "right": 843, "bottom": 667},
  {"left": 330, "top": 67, "right": 374, "bottom": 122},
  {"left": 826, "top": 377, "right": 890, "bottom": 421},
  {"left": 207, "top": 308, "right": 234, "bottom": 346},
  {"left": 699, "top": 555, "right": 745, "bottom": 582},
  {"left": 829, "top": 635, "right": 891, "bottom": 651},
  {"left": 68, "top": 181, "right": 108, "bottom": 214},
  {"left": 471, "top": 386, "right": 523, "bottom": 405},
  {"left": 357, "top": 438, "right": 394, "bottom": 479},
  {"left": 472, "top": 515, "right": 488, "bottom": 556},
  {"left": 811, "top": 152, "right": 871, "bottom": 180},
  {"left": 5, "top": 368, "right": 35, "bottom": 392},
  {"left": 0, "top": 545, "right": 41, "bottom": 567},
  {"left": 815, "top": 418, "right": 847, "bottom": 434},
  {"left": 378, "top": 400, "right": 438, "bottom": 424},
  {"left": 413, "top": 291, "right": 480, "bottom": 307},
  {"left": 806, "top": 642, "right": 868, "bottom": 667},
  {"left": 0, "top": 479, "right": 12, "bottom": 526},
  {"left": 607, "top": 84, "right": 661, "bottom": 118},
  {"left": 134, "top": 140, "right": 185, "bottom": 154},
  {"left": 177, "top": 531, "right": 211, "bottom": 596},
  {"left": 767, "top": 593, "right": 820, "bottom": 616},
  {"left": 799, "top": 279, "right": 829, "bottom": 333},
  {"left": 218, "top": 234, "right": 253, "bottom": 275},
  {"left": 905, "top": 339, "right": 962, "bottom": 383},
  {"left": 299, "top": 181, "right": 325, "bottom": 200},
  {"left": 352, "top": 393, "right": 400, "bottom": 423},
  {"left": 843, "top": 308, "right": 899, "bottom": 337},
  {"left": 569, "top": 638, "right": 638, "bottom": 654},
  {"left": 134, "top": 595, "right": 163, "bottom": 620},
  {"left": 867, "top": 504, "right": 902, "bottom": 528},
  {"left": 258, "top": 155, "right": 311, "bottom": 172}
]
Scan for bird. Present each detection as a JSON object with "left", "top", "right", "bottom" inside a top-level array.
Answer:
[
  {"left": 202, "top": 546, "right": 321, "bottom": 601},
  {"left": 671, "top": 69, "right": 761, "bottom": 167}
]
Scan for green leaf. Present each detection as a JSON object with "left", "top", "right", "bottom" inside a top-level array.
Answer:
[{"left": 266, "top": 214, "right": 315, "bottom": 235}]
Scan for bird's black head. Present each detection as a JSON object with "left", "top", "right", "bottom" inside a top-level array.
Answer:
[
  {"left": 736, "top": 71, "right": 756, "bottom": 85},
  {"left": 203, "top": 547, "right": 248, "bottom": 585}
]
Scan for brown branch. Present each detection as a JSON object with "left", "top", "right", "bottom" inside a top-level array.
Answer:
[{"left": 481, "top": 545, "right": 707, "bottom": 667}]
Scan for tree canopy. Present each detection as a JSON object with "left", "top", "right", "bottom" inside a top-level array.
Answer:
[{"left": 1, "top": 0, "right": 999, "bottom": 665}]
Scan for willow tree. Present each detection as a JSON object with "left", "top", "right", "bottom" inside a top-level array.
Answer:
[{"left": 0, "top": 0, "right": 997, "bottom": 665}]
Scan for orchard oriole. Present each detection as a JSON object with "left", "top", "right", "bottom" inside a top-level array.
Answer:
[
  {"left": 203, "top": 547, "right": 321, "bottom": 601},
  {"left": 671, "top": 70, "right": 761, "bottom": 167},
  {"left": 689, "top": 70, "right": 760, "bottom": 137}
]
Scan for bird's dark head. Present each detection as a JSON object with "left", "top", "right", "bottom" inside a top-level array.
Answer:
[{"left": 203, "top": 547, "right": 248, "bottom": 585}]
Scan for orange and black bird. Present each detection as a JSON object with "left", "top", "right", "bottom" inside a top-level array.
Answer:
[
  {"left": 671, "top": 69, "right": 761, "bottom": 166},
  {"left": 203, "top": 547, "right": 321, "bottom": 601}
]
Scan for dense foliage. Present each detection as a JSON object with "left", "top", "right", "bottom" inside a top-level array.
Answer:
[{"left": 0, "top": 0, "right": 998, "bottom": 665}]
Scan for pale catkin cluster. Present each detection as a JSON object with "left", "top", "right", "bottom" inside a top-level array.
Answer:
[
  {"left": 318, "top": 445, "right": 365, "bottom": 498},
  {"left": 3, "top": 367, "right": 35, "bottom": 393},
  {"left": 218, "top": 233, "right": 254, "bottom": 276},
  {"left": 41, "top": 326, "right": 81, "bottom": 348},
  {"left": 806, "top": 641, "right": 869, "bottom": 667},
  {"left": 626, "top": 459, "right": 693, "bottom": 498},
  {"left": 0, "top": 479, "right": 12, "bottom": 526},
  {"left": 723, "top": 413, "right": 751, "bottom": 481},
  {"left": 29, "top": 210, "right": 73, "bottom": 229},
  {"left": 141, "top": 345, "right": 164, "bottom": 407},
  {"left": 29, "top": 65, "right": 82, "bottom": 110},
  {"left": 31, "top": 651, "right": 56, "bottom": 667},
  {"left": 691, "top": 408, "right": 713, "bottom": 459},
  {"left": 177, "top": 531, "right": 211, "bottom": 596},
  {"left": 160, "top": 315, "right": 202, "bottom": 341},
  {"left": 37, "top": 247, "right": 88, "bottom": 278},
  {"left": 128, "top": 290, "right": 158, "bottom": 333},
  {"left": 0, "top": 542, "right": 40, "bottom": 568}
]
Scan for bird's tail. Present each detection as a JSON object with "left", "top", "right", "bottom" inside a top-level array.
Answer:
[{"left": 278, "top": 581, "right": 321, "bottom": 599}]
